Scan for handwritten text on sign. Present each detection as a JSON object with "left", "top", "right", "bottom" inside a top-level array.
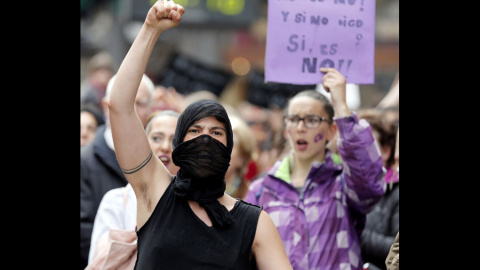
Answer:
[{"left": 265, "top": 0, "right": 376, "bottom": 85}]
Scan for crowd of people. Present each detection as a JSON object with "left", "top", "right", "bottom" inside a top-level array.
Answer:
[{"left": 80, "top": 1, "right": 399, "bottom": 269}]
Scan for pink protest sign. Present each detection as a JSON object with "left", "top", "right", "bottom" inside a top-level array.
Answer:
[{"left": 265, "top": 0, "right": 376, "bottom": 85}]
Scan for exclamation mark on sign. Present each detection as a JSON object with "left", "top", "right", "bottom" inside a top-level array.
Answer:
[
  {"left": 346, "top": 60, "right": 352, "bottom": 75},
  {"left": 338, "top": 59, "right": 352, "bottom": 78},
  {"left": 360, "top": 0, "right": 364, "bottom": 11}
]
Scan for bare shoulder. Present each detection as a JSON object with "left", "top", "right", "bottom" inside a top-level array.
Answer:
[
  {"left": 255, "top": 210, "right": 276, "bottom": 238},
  {"left": 253, "top": 210, "right": 293, "bottom": 270}
]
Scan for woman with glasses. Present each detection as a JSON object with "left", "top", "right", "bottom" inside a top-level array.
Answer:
[{"left": 244, "top": 67, "right": 386, "bottom": 270}]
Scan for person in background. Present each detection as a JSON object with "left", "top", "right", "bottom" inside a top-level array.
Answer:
[
  {"left": 144, "top": 110, "right": 181, "bottom": 175},
  {"left": 385, "top": 232, "right": 399, "bottom": 270},
  {"left": 237, "top": 100, "right": 285, "bottom": 177},
  {"left": 81, "top": 51, "right": 116, "bottom": 116},
  {"left": 152, "top": 84, "right": 183, "bottom": 113},
  {"left": 385, "top": 127, "right": 399, "bottom": 270},
  {"left": 152, "top": 86, "right": 220, "bottom": 114},
  {"left": 357, "top": 109, "right": 397, "bottom": 185},
  {"left": 244, "top": 68, "right": 385, "bottom": 270},
  {"left": 80, "top": 73, "right": 154, "bottom": 269},
  {"left": 106, "top": 1, "right": 292, "bottom": 268},
  {"left": 87, "top": 109, "right": 180, "bottom": 266},
  {"left": 81, "top": 103, "right": 105, "bottom": 148},
  {"left": 106, "top": 74, "right": 155, "bottom": 128},
  {"left": 224, "top": 114, "right": 259, "bottom": 199},
  {"left": 357, "top": 109, "right": 398, "bottom": 270}
]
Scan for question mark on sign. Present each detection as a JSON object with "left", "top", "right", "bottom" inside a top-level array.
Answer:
[{"left": 356, "top": 33, "right": 363, "bottom": 45}]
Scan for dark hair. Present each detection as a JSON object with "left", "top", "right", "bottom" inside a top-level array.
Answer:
[
  {"left": 286, "top": 90, "right": 334, "bottom": 121},
  {"left": 357, "top": 109, "right": 397, "bottom": 167},
  {"left": 81, "top": 102, "right": 105, "bottom": 126}
]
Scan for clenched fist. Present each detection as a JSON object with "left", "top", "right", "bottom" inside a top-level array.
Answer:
[{"left": 145, "top": 0, "right": 185, "bottom": 32}]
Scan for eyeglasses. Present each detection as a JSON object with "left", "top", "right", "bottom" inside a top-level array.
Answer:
[{"left": 284, "top": 115, "right": 333, "bottom": 129}]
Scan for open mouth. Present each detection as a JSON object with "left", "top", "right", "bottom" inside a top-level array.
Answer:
[
  {"left": 296, "top": 139, "right": 308, "bottom": 150},
  {"left": 158, "top": 154, "right": 170, "bottom": 167}
]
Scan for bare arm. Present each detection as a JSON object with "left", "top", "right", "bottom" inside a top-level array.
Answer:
[
  {"left": 107, "top": 1, "right": 185, "bottom": 228},
  {"left": 253, "top": 211, "right": 293, "bottom": 270},
  {"left": 376, "top": 72, "right": 399, "bottom": 109},
  {"left": 320, "top": 67, "right": 350, "bottom": 117}
]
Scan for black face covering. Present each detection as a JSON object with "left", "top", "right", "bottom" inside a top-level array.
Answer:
[{"left": 171, "top": 99, "right": 234, "bottom": 228}]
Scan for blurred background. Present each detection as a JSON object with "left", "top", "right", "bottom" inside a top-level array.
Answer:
[
  {"left": 80, "top": 3, "right": 399, "bottom": 268},
  {"left": 80, "top": 0, "right": 398, "bottom": 109}
]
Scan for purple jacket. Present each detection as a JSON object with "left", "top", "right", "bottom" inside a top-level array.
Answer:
[{"left": 244, "top": 114, "right": 385, "bottom": 270}]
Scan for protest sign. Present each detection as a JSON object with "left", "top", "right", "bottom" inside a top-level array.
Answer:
[{"left": 265, "top": 0, "right": 376, "bottom": 85}]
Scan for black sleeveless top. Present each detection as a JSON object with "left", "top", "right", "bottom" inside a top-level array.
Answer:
[{"left": 134, "top": 177, "right": 262, "bottom": 270}]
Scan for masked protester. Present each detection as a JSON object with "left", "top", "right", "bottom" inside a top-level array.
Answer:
[{"left": 106, "top": 1, "right": 292, "bottom": 269}]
